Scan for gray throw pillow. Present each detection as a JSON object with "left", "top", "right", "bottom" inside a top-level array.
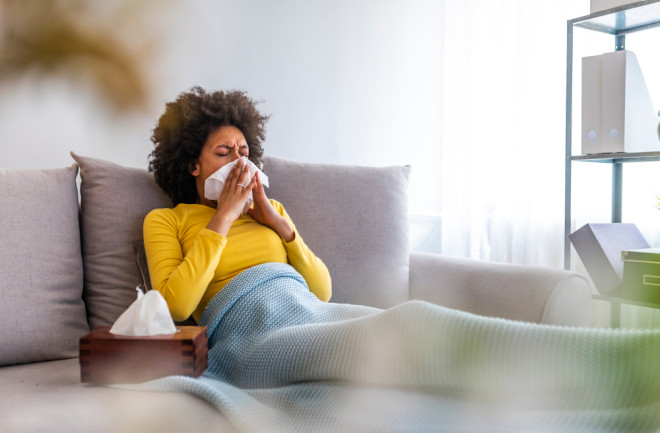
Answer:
[
  {"left": 0, "top": 165, "right": 89, "bottom": 365},
  {"left": 71, "top": 153, "right": 170, "bottom": 329},
  {"left": 263, "top": 156, "right": 411, "bottom": 308}
]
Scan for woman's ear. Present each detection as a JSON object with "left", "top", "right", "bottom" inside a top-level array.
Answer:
[{"left": 190, "top": 161, "right": 200, "bottom": 177}]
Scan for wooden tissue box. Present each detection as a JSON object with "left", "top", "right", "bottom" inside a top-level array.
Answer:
[{"left": 79, "top": 326, "right": 207, "bottom": 384}]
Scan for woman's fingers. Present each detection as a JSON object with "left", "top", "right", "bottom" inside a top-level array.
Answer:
[
  {"left": 250, "top": 171, "right": 261, "bottom": 191},
  {"left": 230, "top": 159, "right": 245, "bottom": 184},
  {"left": 221, "top": 160, "right": 240, "bottom": 193},
  {"left": 251, "top": 171, "right": 267, "bottom": 201},
  {"left": 221, "top": 159, "right": 249, "bottom": 194},
  {"left": 236, "top": 162, "right": 252, "bottom": 191}
]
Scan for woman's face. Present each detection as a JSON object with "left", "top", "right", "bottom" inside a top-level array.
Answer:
[{"left": 191, "top": 125, "right": 249, "bottom": 204}]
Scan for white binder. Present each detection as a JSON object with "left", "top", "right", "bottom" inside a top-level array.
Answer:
[
  {"left": 582, "top": 54, "right": 602, "bottom": 154},
  {"left": 581, "top": 50, "right": 659, "bottom": 154}
]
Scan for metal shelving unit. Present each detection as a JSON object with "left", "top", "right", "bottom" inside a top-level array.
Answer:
[
  {"left": 564, "top": 0, "right": 660, "bottom": 270},
  {"left": 571, "top": 151, "right": 660, "bottom": 163}
]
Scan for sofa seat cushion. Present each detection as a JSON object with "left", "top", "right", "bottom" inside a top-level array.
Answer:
[
  {"left": 0, "top": 166, "right": 89, "bottom": 365},
  {"left": 263, "top": 156, "right": 411, "bottom": 308},
  {"left": 0, "top": 358, "right": 237, "bottom": 433}
]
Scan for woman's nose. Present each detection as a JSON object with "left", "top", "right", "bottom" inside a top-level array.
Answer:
[{"left": 230, "top": 144, "right": 241, "bottom": 160}]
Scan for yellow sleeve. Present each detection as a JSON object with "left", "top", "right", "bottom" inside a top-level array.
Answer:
[
  {"left": 274, "top": 201, "right": 332, "bottom": 302},
  {"left": 143, "top": 208, "right": 227, "bottom": 321}
]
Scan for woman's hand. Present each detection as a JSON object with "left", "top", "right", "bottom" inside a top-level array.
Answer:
[
  {"left": 206, "top": 159, "right": 256, "bottom": 236},
  {"left": 248, "top": 172, "right": 295, "bottom": 242}
]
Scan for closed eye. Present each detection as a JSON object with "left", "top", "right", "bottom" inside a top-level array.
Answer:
[
  {"left": 214, "top": 144, "right": 232, "bottom": 156},
  {"left": 214, "top": 144, "right": 248, "bottom": 157}
]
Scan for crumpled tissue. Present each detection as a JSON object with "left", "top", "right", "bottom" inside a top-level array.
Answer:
[
  {"left": 204, "top": 156, "right": 269, "bottom": 213},
  {"left": 109, "top": 287, "right": 177, "bottom": 336}
]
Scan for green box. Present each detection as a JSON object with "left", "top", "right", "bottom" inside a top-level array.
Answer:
[{"left": 622, "top": 248, "right": 660, "bottom": 305}]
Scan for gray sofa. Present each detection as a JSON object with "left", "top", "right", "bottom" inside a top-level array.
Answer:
[{"left": 0, "top": 153, "right": 592, "bottom": 433}]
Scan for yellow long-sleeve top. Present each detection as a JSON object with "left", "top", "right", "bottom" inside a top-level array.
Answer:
[{"left": 143, "top": 200, "right": 332, "bottom": 323}]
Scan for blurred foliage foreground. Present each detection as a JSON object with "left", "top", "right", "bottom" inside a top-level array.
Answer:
[{"left": 0, "top": 0, "right": 157, "bottom": 113}]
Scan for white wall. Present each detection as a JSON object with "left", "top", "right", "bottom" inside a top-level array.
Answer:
[{"left": 0, "top": 0, "right": 444, "bottom": 215}]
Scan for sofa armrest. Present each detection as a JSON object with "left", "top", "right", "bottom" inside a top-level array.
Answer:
[{"left": 409, "top": 252, "right": 592, "bottom": 326}]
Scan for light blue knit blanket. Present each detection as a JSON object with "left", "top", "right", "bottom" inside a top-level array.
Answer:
[{"left": 135, "top": 263, "right": 660, "bottom": 432}]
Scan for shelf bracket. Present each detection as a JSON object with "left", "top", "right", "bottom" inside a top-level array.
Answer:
[
  {"left": 612, "top": 163, "right": 623, "bottom": 223},
  {"left": 615, "top": 34, "right": 625, "bottom": 50}
]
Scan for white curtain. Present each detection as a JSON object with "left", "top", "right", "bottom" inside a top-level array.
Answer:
[{"left": 439, "top": 0, "right": 589, "bottom": 268}]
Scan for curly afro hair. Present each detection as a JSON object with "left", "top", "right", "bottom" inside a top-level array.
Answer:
[{"left": 148, "top": 87, "right": 269, "bottom": 205}]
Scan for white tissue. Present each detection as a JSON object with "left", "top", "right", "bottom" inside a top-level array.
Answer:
[
  {"left": 204, "top": 156, "right": 269, "bottom": 213},
  {"left": 109, "top": 287, "right": 177, "bottom": 336}
]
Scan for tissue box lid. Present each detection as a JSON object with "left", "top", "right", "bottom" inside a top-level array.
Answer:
[{"left": 79, "top": 326, "right": 207, "bottom": 384}]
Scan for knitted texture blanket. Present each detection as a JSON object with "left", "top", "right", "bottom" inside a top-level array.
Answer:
[{"left": 136, "top": 263, "right": 660, "bottom": 432}]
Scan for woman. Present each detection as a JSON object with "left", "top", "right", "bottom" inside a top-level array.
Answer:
[
  {"left": 144, "top": 87, "right": 331, "bottom": 323},
  {"left": 139, "top": 93, "right": 660, "bottom": 433}
]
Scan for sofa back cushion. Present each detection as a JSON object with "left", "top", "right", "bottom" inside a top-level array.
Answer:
[
  {"left": 263, "top": 156, "right": 411, "bottom": 308},
  {"left": 73, "top": 153, "right": 411, "bottom": 328},
  {"left": 0, "top": 166, "right": 89, "bottom": 365},
  {"left": 71, "top": 153, "right": 170, "bottom": 329}
]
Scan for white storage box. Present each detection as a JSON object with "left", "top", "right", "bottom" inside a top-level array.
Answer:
[
  {"left": 569, "top": 223, "right": 650, "bottom": 294},
  {"left": 590, "top": 1, "right": 635, "bottom": 14}
]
